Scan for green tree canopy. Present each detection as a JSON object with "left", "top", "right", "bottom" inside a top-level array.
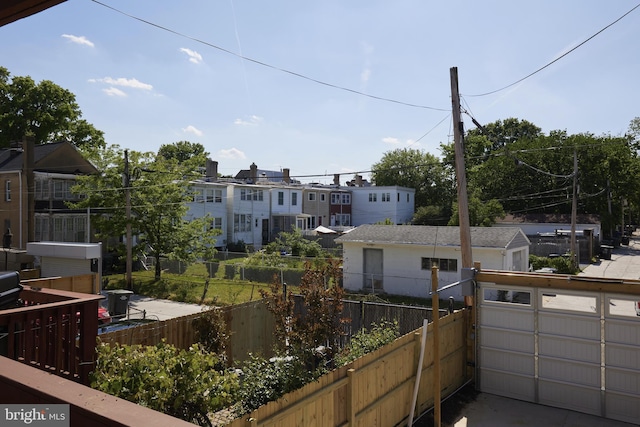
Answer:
[
  {"left": 0, "top": 67, "right": 105, "bottom": 149},
  {"left": 70, "top": 145, "right": 220, "bottom": 280},
  {"left": 371, "top": 148, "right": 454, "bottom": 210},
  {"left": 158, "top": 141, "right": 208, "bottom": 165}
]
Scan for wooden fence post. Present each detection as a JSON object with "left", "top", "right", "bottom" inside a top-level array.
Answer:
[{"left": 347, "top": 368, "right": 356, "bottom": 426}]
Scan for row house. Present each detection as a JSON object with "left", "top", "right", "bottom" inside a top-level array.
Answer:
[
  {"left": 185, "top": 163, "right": 416, "bottom": 251},
  {"left": 349, "top": 182, "right": 415, "bottom": 226},
  {"left": 0, "top": 139, "right": 97, "bottom": 250}
]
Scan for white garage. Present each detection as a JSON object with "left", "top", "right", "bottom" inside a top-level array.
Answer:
[{"left": 26, "top": 242, "right": 102, "bottom": 292}]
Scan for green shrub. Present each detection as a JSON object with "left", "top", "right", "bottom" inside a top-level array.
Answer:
[
  {"left": 91, "top": 341, "right": 239, "bottom": 425},
  {"left": 234, "top": 352, "right": 320, "bottom": 415},
  {"left": 529, "top": 254, "right": 577, "bottom": 274},
  {"left": 335, "top": 319, "right": 400, "bottom": 366}
]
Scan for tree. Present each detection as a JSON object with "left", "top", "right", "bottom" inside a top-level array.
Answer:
[
  {"left": 0, "top": 67, "right": 105, "bottom": 149},
  {"left": 449, "top": 191, "right": 505, "bottom": 227},
  {"left": 70, "top": 145, "right": 220, "bottom": 280},
  {"left": 371, "top": 148, "right": 454, "bottom": 210},
  {"left": 158, "top": 141, "right": 209, "bottom": 165}
]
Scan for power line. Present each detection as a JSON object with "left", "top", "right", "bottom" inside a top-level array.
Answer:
[
  {"left": 89, "top": 0, "right": 448, "bottom": 112},
  {"left": 465, "top": 3, "right": 640, "bottom": 97}
]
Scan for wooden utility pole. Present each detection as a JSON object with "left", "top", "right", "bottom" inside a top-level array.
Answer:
[
  {"left": 570, "top": 150, "right": 578, "bottom": 270},
  {"left": 450, "top": 67, "right": 476, "bottom": 383},
  {"left": 450, "top": 67, "right": 472, "bottom": 269},
  {"left": 124, "top": 149, "right": 132, "bottom": 290}
]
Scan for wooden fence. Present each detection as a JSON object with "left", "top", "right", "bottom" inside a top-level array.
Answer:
[
  {"left": 21, "top": 274, "right": 99, "bottom": 294},
  {"left": 227, "top": 309, "right": 468, "bottom": 427},
  {"left": 98, "top": 300, "right": 278, "bottom": 364}
]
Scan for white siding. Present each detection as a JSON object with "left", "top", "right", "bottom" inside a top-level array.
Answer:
[
  {"left": 41, "top": 257, "right": 92, "bottom": 278},
  {"left": 341, "top": 241, "right": 517, "bottom": 300}
]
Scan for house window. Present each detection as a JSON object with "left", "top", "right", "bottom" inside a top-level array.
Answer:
[
  {"left": 320, "top": 193, "right": 326, "bottom": 202},
  {"left": 421, "top": 257, "right": 458, "bottom": 272},
  {"left": 4, "top": 180, "right": 10, "bottom": 202},
  {"left": 234, "top": 214, "right": 252, "bottom": 232},
  {"left": 407, "top": 193, "right": 410, "bottom": 202},
  {"left": 210, "top": 217, "right": 222, "bottom": 230},
  {"left": 368, "top": 193, "right": 377, "bottom": 202},
  {"left": 341, "top": 193, "right": 351, "bottom": 204},
  {"left": 382, "top": 193, "right": 391, "bottom": 202},
  {"left": 292, "top": 192, "right": 298, "bottom": 206},
  {"left": 398, "top": 193, "right": 400, "bottom": 202},
  {"left": 278, "top": 191, "right": 284, "bottom": 206},
  {"left": 194, "top": 189, "right": 204, "bottom": 203},
  {"left": 205, "top": 189, "right": 221, "bottom": 203},
  {"left": 240, "top": 189, "right": 247, "bottom": 201},
  {"left": 335, "top": 214, "right": 351, "bottom": 226},
  {"left": 331, "top": 193, "right": 340, "bottom": 204},
  {"left": 308, "top": 192, "right": 316, "bottom": 201}
]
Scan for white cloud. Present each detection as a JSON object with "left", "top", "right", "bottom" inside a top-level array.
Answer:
[
  {"left": 103, "top": 87, "right": 127, "bottom": 97},
  {"left": 180, "top": 48, "right": 203, "bottom": 64},
  {"left": 182, "top": 125, "right": 203, "bottom": 136},
  {"left": 382, "top": 137, "right": 400, "bottom": 145},
  {"left": 89, "top": 77, "right": 153, "bottom": 91},
  {"left": 61, "top": 34, "right": 94, "bottom": 47},
  {"left": 217, "top": 148, "right": 246, "bottom": 160},
  {"left": 233, "top": 115, "right": 264, "bottom": 126}
]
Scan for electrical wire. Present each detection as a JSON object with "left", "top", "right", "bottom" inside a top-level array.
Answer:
[
  {"left": 466, "top": 3, "right": 640, "bottom": 97},
  {"left": 89, "top": 0, "right": 448, "bottom": 112}
]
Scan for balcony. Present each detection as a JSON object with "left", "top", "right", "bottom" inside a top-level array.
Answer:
[{"left": 0, "top": 285, "right": 102, "bottom": 385}]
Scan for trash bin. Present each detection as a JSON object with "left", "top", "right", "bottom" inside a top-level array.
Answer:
[
  {"left": 106, "top": 289, "right": 133, "bottom": 317},
  {"left": 601, "top": 245, "right": 613, "bottom": 260}
]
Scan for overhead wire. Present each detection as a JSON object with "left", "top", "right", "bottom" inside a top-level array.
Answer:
[
  {"left": 89, "top": 0, "right": 448, "bottom": 112},
  {"left": 465, "top": 2, "right": 640, "bottom": 97}
]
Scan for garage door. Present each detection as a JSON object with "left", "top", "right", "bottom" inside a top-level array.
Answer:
[{"left": 478, "top": 283, "right": 640, "bottom": 424}]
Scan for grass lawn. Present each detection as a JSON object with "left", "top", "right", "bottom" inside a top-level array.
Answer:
[
  {"left": 103, "top": 263, "right": 446, "bottom": 308},
  {"left": 104, "top": 270, "right": 300, "bottom": 306}
]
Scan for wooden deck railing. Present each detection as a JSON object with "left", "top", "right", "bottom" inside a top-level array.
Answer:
[{"left": 0, "top": 285, "right": 103, "bottom": 385}]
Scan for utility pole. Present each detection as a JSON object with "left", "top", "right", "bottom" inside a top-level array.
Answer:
[
  {"left": 570, "top": 150, "right": 578, "bottom": 270},
  {"left": 124, "top": 150, "right": 132, "bottom": 290},
  {"left": 450, "top": 67, "right": 476, "bottom": 384},
  {"left": 450, "top": 67, "right": 472, "bottom": 271}
]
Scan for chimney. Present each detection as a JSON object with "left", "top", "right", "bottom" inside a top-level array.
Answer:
[
  {"left": 282, "top": 168, "right": 290, "bottom": 184},
  {"left": 250, "top": 163, "right": 258, "bottom": 182},
  {"left": 205, "top": 159, "right": 218, "bottom": 181},
  {"left": 333, "top": 174, "right": 340, "bottom": 186},
  {"left": 355, "top": 174, "right": 363, "bottom": 187}
]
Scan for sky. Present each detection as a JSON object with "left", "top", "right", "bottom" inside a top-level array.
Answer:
[{"left": 1, "top": 1, "right": 639, "bottom": 183}]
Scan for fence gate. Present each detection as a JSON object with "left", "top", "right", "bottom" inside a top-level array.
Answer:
[{"left": 477, "top": 281, "right": 640, "bottom": 424}]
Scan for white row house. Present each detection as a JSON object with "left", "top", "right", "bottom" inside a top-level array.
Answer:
[{"left": 185, "top": 163, "right": 417, "bottom": 251}]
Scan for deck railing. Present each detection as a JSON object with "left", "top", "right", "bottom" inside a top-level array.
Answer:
[{"left": 0, "top": 285, "right": 103, "bottom": 385}]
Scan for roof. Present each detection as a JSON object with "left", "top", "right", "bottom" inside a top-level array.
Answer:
[
  {"left": 0, "top": 0, "right": 66, "bottom": 27},
  {"left": 335, "top": 224, "right": 530, "bottom": 249},
  {"left": 0, "top": 141, "right": 97, "bottom": 174}
]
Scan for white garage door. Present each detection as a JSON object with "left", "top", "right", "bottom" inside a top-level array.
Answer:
[{"left": 478, "top": 283, "right": 640, "bottom": 424}]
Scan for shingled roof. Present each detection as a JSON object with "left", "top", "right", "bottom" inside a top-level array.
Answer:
[{"left": 335, "top": 224, "right": 529, "bottom": 249}]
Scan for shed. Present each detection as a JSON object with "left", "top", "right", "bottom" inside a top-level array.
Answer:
[
  {"left": 27, "top": 242, "right": 102, "bottom": 291},
  {"left": 336, "top": 224, "right": 530, "bottom": 300}
]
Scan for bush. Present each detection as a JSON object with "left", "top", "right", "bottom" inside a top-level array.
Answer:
[
  {"left": 529, "top": 254, "right": 577, "bottom": 274},
  {"left": 234, "top": 352, "right": 320, "bottom": 415},
  {"left": 91, "top": 341, "right": 239, "bottom": 425},
  {"left": 335, "top": 319, "right": 400, "bottom": 366}
]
